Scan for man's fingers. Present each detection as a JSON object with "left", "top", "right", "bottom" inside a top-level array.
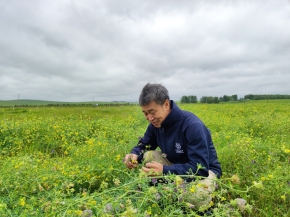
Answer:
[
  {"left": 124, "top": 154, "right": 138, "bottom": 169},
  {"left": 145, "top": 161, "right": 157, "bottom": 168},
  {"left": 142, "top": 166, "right": 162, "bottom": 176},
  {"left": 142, "top": 166, "right": 152, "bottom": 173}
]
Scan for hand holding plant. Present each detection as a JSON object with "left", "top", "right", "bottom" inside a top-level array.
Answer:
[
  {"left": 124, "top": 153, "right": 138, "bottom": 169},
  {"left": 142, "top": 161, "right": 163, "bottom": 176}
]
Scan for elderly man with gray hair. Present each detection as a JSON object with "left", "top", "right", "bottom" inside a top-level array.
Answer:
[{"left": 124, "top": 83, "right": 222, "bottom": 209}]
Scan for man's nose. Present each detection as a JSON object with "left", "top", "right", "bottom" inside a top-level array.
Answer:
[{"left": 148, "top": 114, "right": 154, "bottom": 121}]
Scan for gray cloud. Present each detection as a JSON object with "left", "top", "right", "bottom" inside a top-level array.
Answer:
[{"left": 1, "top": 0, "right": 290, "bottom": 102}]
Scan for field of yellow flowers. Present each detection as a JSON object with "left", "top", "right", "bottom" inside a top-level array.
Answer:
[{"left": 0, "top": 100, "right": 289, "bottom": 216}]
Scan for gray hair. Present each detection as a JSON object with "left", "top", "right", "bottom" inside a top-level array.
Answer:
[{"left": 139, "top": 83, "right": 170, "bottom": 106}]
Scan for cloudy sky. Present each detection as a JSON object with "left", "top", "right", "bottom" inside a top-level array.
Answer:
[{"left": 1, "top": 0, "right": 290, "bottom": 102}]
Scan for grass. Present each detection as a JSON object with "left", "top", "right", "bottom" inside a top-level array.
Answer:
[{"left": 0, "top": 101, "right": 289, "bottom": 216}]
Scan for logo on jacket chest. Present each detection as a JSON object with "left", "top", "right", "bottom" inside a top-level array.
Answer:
[{"left": 175, "top": 143, "right": 184, "bottom": 154}]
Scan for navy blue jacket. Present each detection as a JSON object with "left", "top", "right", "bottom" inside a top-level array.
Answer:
[{"left": 131, "top": 100, "right": 222, "bottom": 178}]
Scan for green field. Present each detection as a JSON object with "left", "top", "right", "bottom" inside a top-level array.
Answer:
[{"left": 0, "top": 101, "right": 289, "bottom": 216}]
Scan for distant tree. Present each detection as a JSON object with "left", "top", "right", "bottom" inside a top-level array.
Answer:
[
  {"left": 254, "top": 95, "right": 261, "bottom": 100},
  {"left": 181, "top": 95, "right": 189, "bottom": 103},
  {"left": 200, "top": 96, "right": 207, "bottom": 103},
  {"left": 213, "top": 97, "right": 219, "bottom": 103},
  {"left": 231, "top": 94, "right": 238, "bottom": 101},
  {"left": 222, "top": 95, "right": 230, "bottom": 102},
  {"left": 200, "top": 96, "right": 219, "bottom": 104},
  {"left": 207, "top": 96, "right": 214, "bottom": 104},
  {"left": 188, "top": 95, "right": 197, "bottom": 103},
  {"left": 244, "top": 94, "right": 254, "bottom": 100}
]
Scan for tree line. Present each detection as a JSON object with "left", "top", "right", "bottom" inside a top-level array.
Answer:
[
  {"left": 180, "top": 94, "right": 290, "bottom": 104},
  {"left": 244, "top": 94, "right": 290, "bottom": 100}
]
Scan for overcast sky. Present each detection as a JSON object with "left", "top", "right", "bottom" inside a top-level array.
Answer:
[{"left": 1, "top": 0, "right": 290, "bottom": 102}]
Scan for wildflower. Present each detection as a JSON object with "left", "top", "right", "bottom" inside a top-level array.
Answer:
[
  {"left": 121, "top": 206, "right": 137, "bottom": 217},
  {"left": 151, "top": 178, "right": 157, "bottom": 185},
  {"left": 230, "top": 174, "right": 240, "bottom": 184},
  {"left": 261, "top": 177, "right": 266, "bottom": 181},
  {"left": 139, "top": 169, "right": 148, "bottom": 178},
  {"left": 185, "top": 202, "right": 195, "bottom": 209},
  {"left": 230, "top": 198, "right": 247, "bottom": 211},
  {"left": 245, "top": 204, "right": 253, "bottom": 213},
  {"left": 144, "top": 212, "right": 151, "bottom": 217},
  {"left": 281, "top": 195, "right": 286, "bottom": 201},
  {"left": 175, "top": 176, "right": 183, "bottom": 187},
  {"left": 130, "top": 159, "right": 138, "bottom": 164},
  {"left": 119, "top": 203, "right": 125, "bottom": 209},
  {"left": 75, "top": 210, "right": 82, "bottom": 216},
  {"left": 252, "top": 181, "right": 263, "bottom": 189},
  {"left": 190, "top": 185, "right": 196, "bottom": 193},
  {"left": 115, "top": 154, "right": 121, "bottom": 161},
  {"left": 148, "top": 186, "right": 158, "bottom": 194},
  {"left": 19, "top": 198, "right": 26, "bottom": 207},
  {"left": 113, "top": 178, "right": 121, "bottom": 186},
  {"left": 39, "top": 184, "right": 44, "bottom": 191},
  {"left": 126, "top": 199, "right": 132, "bottom": 205},
  {"left": 103, "top": 203, "right": 113, "bottom": 214},
  {"left": 81, "top": 209, "right": 93, "bottom": 217},
  {"left": 0, "top": 203, "right": 7, "bottom": 210},
  {"left": 100, "top": 181, "right": 108, "bottom": 190},
  {"left": 155, "top": 193, "right": 161, "bottom": 200}
]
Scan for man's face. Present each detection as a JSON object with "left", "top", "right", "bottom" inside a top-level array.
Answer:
[{"left": 141, "top": 100, "right": 171, "bottom": 128}]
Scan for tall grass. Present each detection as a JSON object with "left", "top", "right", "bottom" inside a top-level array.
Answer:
[{"left": 0, "top": 101, "right": 289, "bottom": 216}]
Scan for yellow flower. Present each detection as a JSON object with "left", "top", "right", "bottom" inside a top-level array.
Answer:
[
  {"left": 115, "top": 154, "right": 121, "bottom": 161},
  {"left": 19, "top": 198, "right": 26, "bottom": 207},
  {"left": 147, "top": 207, "right": 152, "bottom": 215},
  {"left": 74, "top": 210, "right": 82, "bottom": 216},
  {"left": 113, "top": 178, "right": 121, "bottom": 186},
  {"left": 190, "top": 185, "right": 196, "bottom": 193},
  {"left": 252, "top": 181, "right": 263, "bottom": 189},
  {"left": 230, "top": 174, "right": 240, "bottom": 184},
  {"left": 281, "top": 195, "right": 286, "bottom": 200},
  {"left": 175, "top": 176, "right": 183, "bottom": 187}
]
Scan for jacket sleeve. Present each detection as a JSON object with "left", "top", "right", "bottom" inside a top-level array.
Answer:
[
  {"left": 163, "top": 123, "right": 210, "bottom": 177},
  {"left": 131, "top": 124, "right": 158, "bottom": 163}
]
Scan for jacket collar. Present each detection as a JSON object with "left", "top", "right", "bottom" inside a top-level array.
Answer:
[{"left": 160, "top": 100, "right": 181, "bottom": 128}]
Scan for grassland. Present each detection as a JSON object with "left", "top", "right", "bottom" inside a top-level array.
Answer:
[{"left": 0, "top": 100, "right": 289, "bottom": 216}]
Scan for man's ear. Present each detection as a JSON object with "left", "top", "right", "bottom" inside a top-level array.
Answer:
[{"left": 164, "top": 99, "right": 170, "bottom": 109}]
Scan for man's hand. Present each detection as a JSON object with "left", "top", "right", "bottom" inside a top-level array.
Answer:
[
  {"left": 142, "top": 161, "right": 163, "bottom": 176},
  {"left": 124, "top": 153, "right": 138, "bottom": 169}
]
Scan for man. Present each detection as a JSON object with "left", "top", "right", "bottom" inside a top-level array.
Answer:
[{"left": 124, "top": 83, "right": 222, "bottom": 208}]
